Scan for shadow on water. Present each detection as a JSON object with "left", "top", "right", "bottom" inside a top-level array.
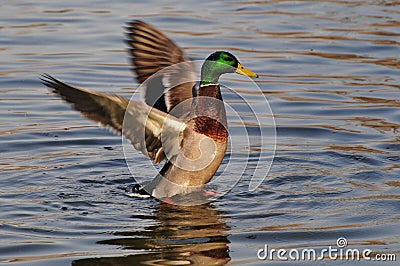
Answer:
[{"left": 72, "top": 203, "right": 231, "bottom": 266}]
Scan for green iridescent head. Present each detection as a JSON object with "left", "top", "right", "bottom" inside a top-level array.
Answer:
[{"left": 200, "top": 51, "right": 258, "bottom": 85}]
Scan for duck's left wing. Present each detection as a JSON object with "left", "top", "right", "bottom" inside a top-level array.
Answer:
[{"left": 41, "top": 74, "right": 184, "bottom": 163}]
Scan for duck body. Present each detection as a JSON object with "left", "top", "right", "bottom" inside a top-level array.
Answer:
[
  {"left": 41, "top": 20, "right": 257, "bottom": 201},
  {"left": 146, "top": 83, "right": 228, "bottom": 198}
]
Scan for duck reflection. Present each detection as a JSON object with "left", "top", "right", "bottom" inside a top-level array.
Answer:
[{"left": 72, "top": 203, "right": 230, "bottom": 265}]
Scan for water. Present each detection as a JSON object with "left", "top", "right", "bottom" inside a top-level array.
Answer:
[{"left": 1, "top": 0, "right": 399, "bottom": 265}]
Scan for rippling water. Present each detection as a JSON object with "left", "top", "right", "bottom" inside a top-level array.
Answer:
[{"left": 1, "top": 0, "right": 399, "bottom": 265}]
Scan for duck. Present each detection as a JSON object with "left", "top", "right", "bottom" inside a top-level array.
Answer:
[{"left": 41, "top": 20, "right": 258, "bottom": 202}]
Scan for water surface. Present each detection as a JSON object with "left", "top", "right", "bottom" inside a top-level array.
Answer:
[{"left": 0, "top": 0, "right": 399, "bottom": 265}]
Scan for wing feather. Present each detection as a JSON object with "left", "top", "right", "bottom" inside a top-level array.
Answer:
[
  {"left": 125, "top": 20, "right": 196, "bottom": 114},
  {"left": 41, "top": 74, "right": 184, "bottom": 163}
]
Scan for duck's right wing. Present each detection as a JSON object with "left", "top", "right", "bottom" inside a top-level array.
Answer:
[
  {"left": 125, "top": 20, "right": 196, "bottom": 115},
  {"left": 41, "top": 74, "right": 184, "bottom": 163}
]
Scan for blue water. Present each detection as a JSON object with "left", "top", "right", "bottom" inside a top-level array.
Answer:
[{"left": 0, "top": 0, "right": 399, "bottom": 265}]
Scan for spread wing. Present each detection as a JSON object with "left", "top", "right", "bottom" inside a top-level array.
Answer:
[
  {"left": 40, "top": 74, "right": 184, "bottom": 163},
  {"left": 125, "top": 20, "right": 196, "bottom": 115}
]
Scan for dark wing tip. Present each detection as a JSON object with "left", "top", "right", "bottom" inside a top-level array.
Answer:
[
  {"left": 39, "top": 73, "right": 54, "bottom": 85},
  {"left": 126, "top": 20, "right": 146, "bottom": 27},
  {"left": 40, "top": 73, "right": 70, "bottom": 95},
  {"left": 40, "top": 73, "right": 60, "bottom": 92},
  {"left": 40, "top": 73, "right": 58, "bottom": 86}
]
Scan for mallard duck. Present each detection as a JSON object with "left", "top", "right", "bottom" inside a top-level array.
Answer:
[{"left": 41, "top": 20, "right": 258, "bottom": 201}]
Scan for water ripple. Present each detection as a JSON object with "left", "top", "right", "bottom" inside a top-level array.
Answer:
[{"left": 0, "top": 0, "right": 399, "bottom": 265}]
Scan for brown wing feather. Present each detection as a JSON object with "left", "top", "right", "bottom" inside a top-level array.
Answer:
[
  {"left": 40, "top": 74, "right": 128, "bottom": 131},
  {"left": 40, "top": 74, "right": 184, "bottom": 163},
  {"left": 125, "top": 20, "right": 196, "bottom": 114},
  {"left": 125, "top": 20, "right": 187, "bottom": 83}
]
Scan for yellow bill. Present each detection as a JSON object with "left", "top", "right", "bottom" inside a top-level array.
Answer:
[{"left": 236, "top": 63, "right": 259, "bottom": 78}]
